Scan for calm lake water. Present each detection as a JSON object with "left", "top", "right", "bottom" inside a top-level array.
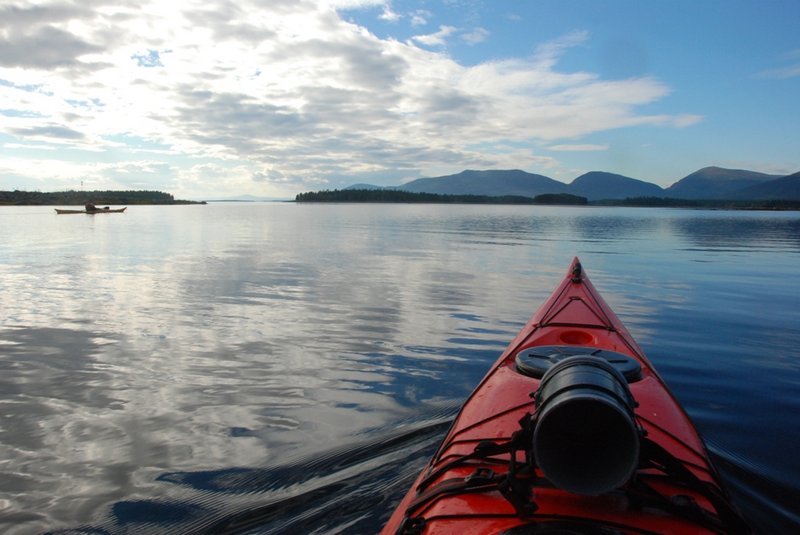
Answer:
[{"left": 1, "top": 203, "right": 798, "bottom": 534}]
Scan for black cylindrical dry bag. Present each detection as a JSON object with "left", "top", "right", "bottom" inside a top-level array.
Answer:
[{"left": 533, "top": 355, "right": 639, "bottom": 495}]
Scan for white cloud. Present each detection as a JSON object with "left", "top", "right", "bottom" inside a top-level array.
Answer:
[
  {"left": 533, "top": 30, "right": 589, "bottom": 69},
  {"left": 411, "top": 25, "right": 457, "bottom": 47},
  {"left": 379, "top": 4, "right": 401, "bottom": 22},
  {"left": 547, "top": 144, "right": 609, "bottom": 152},
  {"left": 0, "top": 155, "right": 174, "bottom": 190},
  {"left": 252, "top": 168, "right": 289, "bottom": 183},
  {"left": 670, "top": 114, "right": 704, "bottom": 127},
  {"left": 324, "top": 0, "right": 385, "bottom": 8},
  {"left": 3, "top": 143, "right": 57, "bottom": 151},
  {"left": 0, "top": 1, "right": 701, "bottom": 196},
  {"left": 462, "top": 27, "right": 489, "bottom": 45},
  {"left": 757, "top": 49, "right": 800, "bottom": 79},
  {"left": 410, "top": 10, "right": 431, "bottom": 26},
  {"left": 758, "top": 65, "right": 800, "bottom": 79}
]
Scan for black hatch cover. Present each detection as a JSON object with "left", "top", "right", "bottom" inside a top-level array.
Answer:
[{"left": 515, "top": 345, "right": 642, "bottom": 383}]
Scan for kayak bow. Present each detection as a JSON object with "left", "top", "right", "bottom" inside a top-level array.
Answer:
[{"left": 383, "top": 258, "right": 749, "bottom": 535}]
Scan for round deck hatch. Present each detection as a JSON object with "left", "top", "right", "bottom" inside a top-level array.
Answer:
[{"left": 515, "top": 345, "right": 642, "bottom": 383}]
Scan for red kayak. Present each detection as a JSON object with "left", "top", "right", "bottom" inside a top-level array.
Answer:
[{"left": 383, "top": 258, "right": 749, "bottom": 534}]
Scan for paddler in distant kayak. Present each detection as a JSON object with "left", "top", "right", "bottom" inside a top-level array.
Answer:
[{"left": 85, "top": 202, "right": 110, "bottom": 212}]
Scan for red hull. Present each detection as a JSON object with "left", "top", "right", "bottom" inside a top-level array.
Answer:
[{"left": 383, "top": 258, "right": 747, "bottom": 535}]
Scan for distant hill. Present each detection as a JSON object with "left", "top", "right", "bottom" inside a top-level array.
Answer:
[
  {"left": 344, "top": 183, "right": 390, "bottom": 191},
  {"left": 569, "top": 172, "right": 664, "bottom": 201},
  {"left": 354, "top": 169, "right": 670, "bottom": 200},
  {"left": 732, "top": 171, "right": 800, "bottom": 200},
  {"left": 343, "top": 166, "right": 800, "bottom": 202},
  {"left": 665, "top": 167, "right": 782, "bottom": 199},
  {"left": 397, "top": 169, "right": 568, "bottom": 197}
]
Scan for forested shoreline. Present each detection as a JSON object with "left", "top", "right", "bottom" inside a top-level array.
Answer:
[
  {"left": 0, "top": 190, "right": 204, "bottom": 205},
  {"left": 295, "top": 189, "right": 588, "bottom": 205},
  {"left": 295, "top": 189, "right": 800, "bottom": 210}
]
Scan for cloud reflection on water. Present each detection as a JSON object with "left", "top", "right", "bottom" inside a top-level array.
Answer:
[{"left": 0, "top": 204, "right": 798, "bottom": 532}]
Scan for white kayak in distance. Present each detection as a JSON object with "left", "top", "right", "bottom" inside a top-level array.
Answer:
[{"left": 55, "top": 207, "right": 127, "bottom": 214}]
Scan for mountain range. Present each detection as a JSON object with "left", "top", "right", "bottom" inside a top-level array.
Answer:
[{"left": 347, "top": 167, "right": 800, "bottom": 201}]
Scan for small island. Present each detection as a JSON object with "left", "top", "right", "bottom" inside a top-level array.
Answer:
[
  {"left": 295, "top": 189, "right": 588, "bottom": 205},
  {"left": 0, "top": 190, "right": 205, "bottom": 205}
]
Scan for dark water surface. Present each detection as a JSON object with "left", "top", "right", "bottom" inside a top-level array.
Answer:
[{"left": 1, "top": 203, "right": 798, "bottom": 534}]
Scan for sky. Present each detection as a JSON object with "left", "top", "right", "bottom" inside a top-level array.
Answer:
[{"left": 0, "top": 0, "right": 798, "bottom": 200}]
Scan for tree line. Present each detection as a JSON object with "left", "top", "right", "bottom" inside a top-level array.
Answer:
[
  {"left": 295, "top": 189, "right": 798, "bottom": 210},
  {"left": 0, "top": 190, "right": 203, "bottom": 205},
  {"left": 295, "top": 189, "right": 588, "bottom": 205}
]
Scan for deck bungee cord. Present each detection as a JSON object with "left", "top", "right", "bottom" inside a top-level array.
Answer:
[{"left": 396, "top": 408, "right": 749, "bottom": 534}]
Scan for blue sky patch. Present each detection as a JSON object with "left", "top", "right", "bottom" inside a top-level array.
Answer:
[{"left": 131, "top": 49, "right": 164, "bottom": 67}]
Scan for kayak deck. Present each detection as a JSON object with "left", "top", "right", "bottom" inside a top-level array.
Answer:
[{"left": 382, "top": 258, "right": 748, "bottom": 534}]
